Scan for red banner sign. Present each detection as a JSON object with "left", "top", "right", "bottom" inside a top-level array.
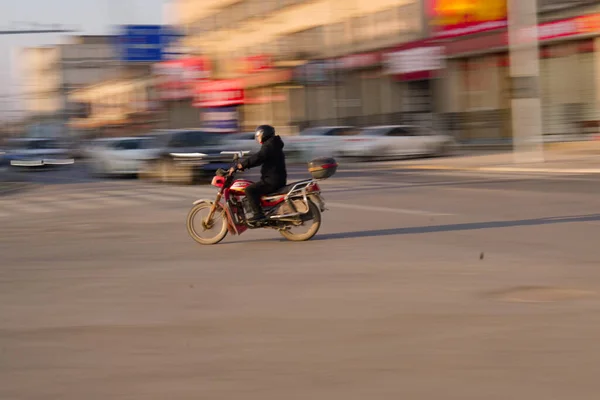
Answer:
[
  {"left": 193, "top": 80, "right": 244, "bottom": 108},
  {"left": 239, "top": 54, "right": 274, "bottom": 74},
  {"left": 154, "top": 57, "right": 211, "bottom": 100}
]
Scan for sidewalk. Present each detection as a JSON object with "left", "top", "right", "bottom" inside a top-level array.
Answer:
[{"left": 357, "top": 142, "right": 600, "bottom": 174}]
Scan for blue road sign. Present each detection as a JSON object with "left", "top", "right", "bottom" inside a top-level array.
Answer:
[{"left": 115, "top": 25, "right": 184, "bottom": 63}]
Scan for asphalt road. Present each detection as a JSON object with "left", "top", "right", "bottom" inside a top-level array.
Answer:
[{"left": 1, "top": 163, "right": 600, "bottom": 399}]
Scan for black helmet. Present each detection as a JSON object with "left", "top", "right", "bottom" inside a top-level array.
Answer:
[{"left": 255, "top": 125, "right": 275, "bottom": 144}]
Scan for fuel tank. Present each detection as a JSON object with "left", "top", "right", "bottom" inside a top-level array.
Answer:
[{"left": 229, "top": 179, "right": 253, "bottom": 194}]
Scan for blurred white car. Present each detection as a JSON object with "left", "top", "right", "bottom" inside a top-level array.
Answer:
[
  {"left": 286, "top": 126, "right": 359, "bottom": 160},
  {"left": 339, "top": 125, "right": 456, "bottom": 160},
  {"left": 88, "top": 137, "right": 156, "bottom": 176}
]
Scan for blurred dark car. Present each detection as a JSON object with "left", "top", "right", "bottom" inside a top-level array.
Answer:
[
  {"left": 140, "top": 129, "right": 235, "bottom": 184},
  {"left": 4, "top": 138, "right": 74, "bottom": 170},
  {"left": 0, "top": 146, "right": 8, "bottom": 171}
]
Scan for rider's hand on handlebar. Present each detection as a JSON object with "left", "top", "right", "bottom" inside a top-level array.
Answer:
[{"left": 229, "top": 163, "right": 243, "bottom": 174}]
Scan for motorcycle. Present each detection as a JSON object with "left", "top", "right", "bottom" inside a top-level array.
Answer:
[{"left": 186, "top": 151, "right": 337, "bottom": 245}]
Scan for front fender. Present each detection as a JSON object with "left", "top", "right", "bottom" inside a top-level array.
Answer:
[
  {"left": 193, "top": 198, "right": 214, "bottom": 206},
  {"left": 191, "top": 199, "right": 242, "bottom": 236}
]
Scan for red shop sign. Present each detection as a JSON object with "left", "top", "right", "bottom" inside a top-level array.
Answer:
[
  {"left": 193, "top": 80, "right": 244, "bottom": 108},
  {"left": 239, "top": 54, "right": 274, "bottom": 74},
  {"left": 154, "top": 57, "right": 211, "bottom": 100}
]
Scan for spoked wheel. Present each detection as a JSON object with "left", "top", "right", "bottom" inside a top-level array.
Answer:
[
  {"left": 186, "top": 202, "right": 229, "bottom": 245},
  {"left": 279, "top": 200, "right": 321, "bottom": 242}
]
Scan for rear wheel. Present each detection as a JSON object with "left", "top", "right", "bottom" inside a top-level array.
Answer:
[
  {"left": 186, "top": 202, "right": 229, "bottom": 245},
  {"left": 279, "top": 200, "right": 321, "bottom": 242}
]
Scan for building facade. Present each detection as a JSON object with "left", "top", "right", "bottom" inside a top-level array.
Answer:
[
  {"left": 169, "top": 0, "right": 600, "bottom": 141},
  {"left": 433, "top": 0, "right": 600, "bottom": 142},
  {"left": 172, "top": 0, "right": 427, "bottom": 134},
  {"left": 19, "top": 36, "right": 121, "bottom": 136}
]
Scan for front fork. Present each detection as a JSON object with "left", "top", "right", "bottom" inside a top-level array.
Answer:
[{"left": 204, "top": 191, "right": 224, "bottom": 229}]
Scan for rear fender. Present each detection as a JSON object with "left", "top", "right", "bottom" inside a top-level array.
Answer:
[{"left": 309, "top": 193, "right": 327, "bottom": 212}]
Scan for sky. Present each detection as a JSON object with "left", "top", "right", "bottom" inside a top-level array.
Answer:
[{"left": 0, "top": 0, "right": 167, "bottom": 119}]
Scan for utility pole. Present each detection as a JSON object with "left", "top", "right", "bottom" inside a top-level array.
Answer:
[{"left": 507, "top": 0, "right": 544, "bottom": 163}]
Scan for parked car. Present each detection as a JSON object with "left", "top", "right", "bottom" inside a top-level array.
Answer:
[
  {"left": 286, "top": 126, "right": 359, "bottom": 160},
  {"left": 139, "top": 129, "right": 234, "bottom": 184},
  {"left": 87, "top": 136, "right": 156, "bottom": 177},
  {"left": 339, "top": 125, "right": 456, "bottom": 160},
  {"left": 4, "top": 138, "right": 74, "bottom": 169},
  {"left": 0, "top": 146, "right": 7, "bottom": 171}
]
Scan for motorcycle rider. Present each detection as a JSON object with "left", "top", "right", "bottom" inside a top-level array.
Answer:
[{"left": 229, "top": 124, "right": 287, "bottom": 225}]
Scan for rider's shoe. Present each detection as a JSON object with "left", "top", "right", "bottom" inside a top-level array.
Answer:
[{"left": 247, "top": 213, "right": 268, "bottom": 228}]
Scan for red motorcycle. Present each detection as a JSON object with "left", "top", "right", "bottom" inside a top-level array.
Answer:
[{"left": 186, "top": 151, "right": 337, "bottom": 245}]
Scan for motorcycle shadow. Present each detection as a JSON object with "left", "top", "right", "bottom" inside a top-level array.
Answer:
[{"left": 221, "top": 213, "right": 600, "bottom": 245}]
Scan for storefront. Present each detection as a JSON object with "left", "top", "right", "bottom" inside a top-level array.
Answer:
[
  {"left": 241, "top": 68, "right": 294, "bottom": 134},
  {"left": 293, "top": 51, "right": 404, "bottom": 128},
  {"left": 438, "top": 12, "right": 600, "bottom": 142},
  {"left": 194, "top": 67, "right": 295, "bottom": 134},
  {"left": 291, "top": 60, "right": 336, "bottom": 129},
  {"left": 383, "top": 41, "right": 446, "bottom": 128},
  {"left": 153, "top": 56, "right": 211, "bottom": 129},
  {"left": 193, "top": 79, "right": 244, "bottom": 133}
]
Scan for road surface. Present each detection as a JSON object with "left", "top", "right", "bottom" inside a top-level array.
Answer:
[{"left": 1, "top": 163, "right": 600, "bottom": 399}]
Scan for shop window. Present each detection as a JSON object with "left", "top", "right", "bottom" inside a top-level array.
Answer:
[
  {"left": 403, "top": 80, "right": 432, "bottom": 113},
  {"left": 463, "top": 56, "right": 500, "bottom": 111},
  {"left": 538, "top": 0, "right": 598, "bottom": 12}
]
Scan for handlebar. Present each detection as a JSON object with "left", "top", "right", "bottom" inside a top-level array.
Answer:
[{"left": 220, "top": 150, "right": 250, "bottom": 161}]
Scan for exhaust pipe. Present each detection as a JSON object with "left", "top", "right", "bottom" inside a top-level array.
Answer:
[{"left": 269, "top": 212, "right": 303, "bottom": 219}]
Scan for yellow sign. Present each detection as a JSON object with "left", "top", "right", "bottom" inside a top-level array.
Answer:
[{"left": 432, "top": 0, "right": 507, "bottom": 27}]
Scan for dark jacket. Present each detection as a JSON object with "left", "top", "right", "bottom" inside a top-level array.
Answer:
[{"left": 240, "top": 135, "right": 287, "bottom": 187}]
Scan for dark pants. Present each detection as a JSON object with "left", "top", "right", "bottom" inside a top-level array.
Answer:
[{"left": 245, "top": 180, "right": 281, "bottom": 220}]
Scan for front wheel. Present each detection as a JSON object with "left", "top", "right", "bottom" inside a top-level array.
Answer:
[
  {"left": 186, "top": 202, "right": 229, "bottom": 245},
  {"left": 279, "top": 200, "right": 321, "bottom": 242}
]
